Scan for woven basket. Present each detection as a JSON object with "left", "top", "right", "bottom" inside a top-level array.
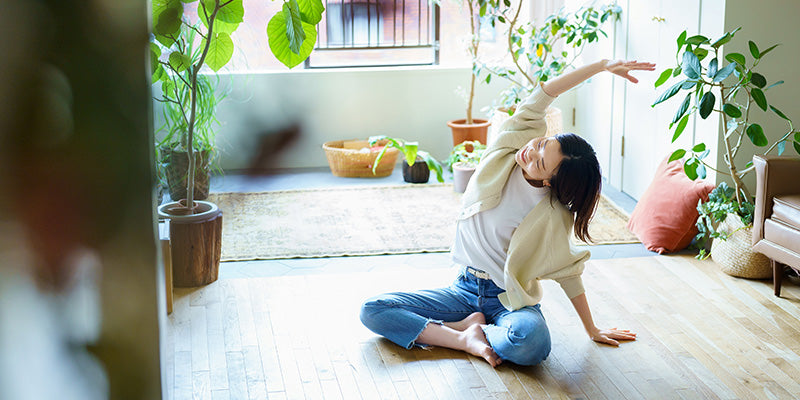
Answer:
[
  {"left": 711, "top": 213, "right": 771, "bottom": 279},
  {"left": 322, "top": 139, "right": 400, "bottom": 178}
]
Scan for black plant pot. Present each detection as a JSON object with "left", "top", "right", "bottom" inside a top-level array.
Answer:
[{"left": 402, "top": 159, "right": 430, "bottom": 183}]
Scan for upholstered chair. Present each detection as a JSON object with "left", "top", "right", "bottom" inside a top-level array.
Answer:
[{"left": 752, "top": 155, "right": 800, "bottom": 296}]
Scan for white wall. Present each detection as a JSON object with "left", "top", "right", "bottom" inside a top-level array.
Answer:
[
  {"left": 721, "top": 0, "right": 800, "bottom": 192},
  {"left": 186, "top": 66, "right": 574, "bottom": 171}
]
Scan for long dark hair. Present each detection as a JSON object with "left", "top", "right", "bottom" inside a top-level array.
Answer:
[{"left": 550, "top": 133, "right": 602, "bottom": 243}]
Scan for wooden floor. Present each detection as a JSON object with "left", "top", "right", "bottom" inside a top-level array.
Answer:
[{"left": 165, "top": 255, "right": 800, "bottom": 400}]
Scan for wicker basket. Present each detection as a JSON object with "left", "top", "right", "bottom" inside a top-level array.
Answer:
[
  {"left": 322, "top": 139, "right": 400, "bottom": 178},
  {"left": 711, "top": 213, "right": 772, "bottom": 279}
]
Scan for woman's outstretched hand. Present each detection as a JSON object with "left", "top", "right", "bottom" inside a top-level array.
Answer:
[
  {"left": 590, "top": 327, "right": 637, "bottom": 346},
  {"left": 604, "top": 60, "right": 656, "bottom": 84}
]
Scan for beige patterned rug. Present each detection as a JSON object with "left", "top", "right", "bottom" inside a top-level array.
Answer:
[{"left": 209, "top": 185, "right": 637, "bottom": 261}]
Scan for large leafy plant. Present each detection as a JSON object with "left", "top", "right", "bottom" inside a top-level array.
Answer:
[
  {"left": 652, "top": 27, "right": 799, "bottom": 210},
  {"left": 480, "top": 3, "right": 621, "bottom": 112},
  {"left": 150, "top": 0, "right": 324, "bottom": 209}
]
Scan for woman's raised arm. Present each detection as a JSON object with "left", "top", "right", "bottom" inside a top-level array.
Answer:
[{"left": 541, "top": 59, "right": 656, "bottom": 98}]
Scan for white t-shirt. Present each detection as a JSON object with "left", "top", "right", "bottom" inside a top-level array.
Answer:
[{"left": 451, "top": 165, "right": 550, "bottom": 289}]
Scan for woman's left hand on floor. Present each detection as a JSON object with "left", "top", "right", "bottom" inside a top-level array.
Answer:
[{"left": 590, "top": 327, "right": 637, "bottom": 346}]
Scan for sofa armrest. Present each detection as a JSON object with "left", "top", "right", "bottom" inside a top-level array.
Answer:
[{"left": 753, "top": 155, "right": 800, "bottom": 245}]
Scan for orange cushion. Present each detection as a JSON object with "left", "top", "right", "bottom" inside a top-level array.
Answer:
[{"left": 626, "top": 158, "right": 716, "bottom": 254}]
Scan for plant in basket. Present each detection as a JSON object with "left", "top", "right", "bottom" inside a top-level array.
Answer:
[
  {"left": 369, "top": 136, "right": 444, "bottom": 184},
  {"left": 651, "top": 27, "right": 799, "bottom": 277}
]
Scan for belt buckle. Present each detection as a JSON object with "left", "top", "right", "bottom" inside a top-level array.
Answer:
[{"left": 467, "top": 266, "right": 490, "bottom": 280}]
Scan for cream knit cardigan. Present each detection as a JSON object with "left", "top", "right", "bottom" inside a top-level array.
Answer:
[{"left": 458, "top": 85, "right": 590, "bottom": 311}]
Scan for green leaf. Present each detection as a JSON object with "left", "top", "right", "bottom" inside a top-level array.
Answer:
[
  {"left": 694, "top": 47, "right": 708, "bottom": 61},
  {"left": 283, "top": 0, "right": 306, "bottom": 55},
  {"left": 669, "top": 149, "right": 686, "bottom": 162},
  {"left": 770, "top": 105, "right": 790, "bottom": 120},
  {"left": 672, "top": 66, "right": 682, "bottom": 77},
  {"left": 204, "top": 32, "right": 234, "bottom": 71},
  {"left": 708, "top": 58, "right": 718, "bottom": 77},
  {"left": 711, "top": 33, "right": 731, "bottom": 48},
  {"left": 267, "top": 11, "right": 317, "bottom": 68},
  {"left": 746, "top": 123, "right": 768, "bottom": 146},
  {"left": 759, "top": 43, "right": 779, "bottom": 58},
  {"left": 200, "top": 0, "right": 243, "bottom": 24},
  {"left": 168, "top": 51, "right": 191, "bottom": 72},
  {"left": 677, "top": 30, "right": 687, "bottom": 49},
  {"left": 653, "top": 79, "right": 686, "bottom": 107},
  {"left": 723, "top": 103, "right": 742, "bottom": 118},
  {"left": 150, "top": 43, "right": 162, "bottom": 73},
  {"left": 748, "top": 40, "right": 760, "bottom": 58},
  {"left": 297, "top": 0, "right": 324, "bottom": 25},
  {"left": 684, "top": 159, "right": 699, "bottom": 180},
  {"left": 685, "top": 35, "right": 709, "bottom": 45},
  {"left": 673, "top": 114, "right": 690, "bottom": 142},
  {"left": 692, "top": 143, "right": 706, "bottom": 152},
  {"left": 725, "top": 52, "right": 746, "bottom": 66},
  {"left": 795, "top": 132, "right": 800, "bottom": 142},
  {"left": 673, "top": 93, "right": 691, "bottom": 124},
  {"left": 682, "top": 51, "right": 701, "bottom": 79},
  {"left": 713, "top": 63, "right": 736, "bottom": 82},
  {"left": 655, "top": 69, "right": 673, "bottom": 88},
  {"left": 153, "top": 0, "right": 183, "bottom": 37},
  {"left": 698, "top": 91, "right": 715, "bottom": 119},
  {"left": 750, "top": 72, "right": 766, "bottom": 88},
  {"left": 751, "top": 88, "right": 768, "bottom": 111},
  {"left": 765, "top": 80, "right": 784, "bottom": 90},
  {"left": 794, "top": 140, "right": 800, "bottom": 155}
]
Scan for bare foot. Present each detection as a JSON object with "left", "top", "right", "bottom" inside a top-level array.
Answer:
[
  {"left": 444, "top": 312, "right": 486, "bottom": 331},
  {"left": 459, "top": 325, "right": 502, "bottom": 367}
]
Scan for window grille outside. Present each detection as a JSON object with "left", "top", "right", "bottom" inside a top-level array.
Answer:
[{"left": 305, "top": 0, "right": 440, "bottom": 68}]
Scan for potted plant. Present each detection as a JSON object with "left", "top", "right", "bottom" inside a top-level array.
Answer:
[
  {"left": 154, "top": 26, "right": 226, "bottom": 203},
  {"left": 480, "top": 3, "right": 621, "bottom": 142},
  {"left": 651, "top": 27, "right": 800, "bottom": 277},
  {"left": 369, "top": 136, "right": 444, "bottom": 184},
  {"left": 151, "top": 0, "right": 324, "bottom": 286},
  {"left": 446, "top": 0, "right": 496, "bottom": 146},
  {"left": 446, "top": 140, "right": 487, "bottom": 192}
]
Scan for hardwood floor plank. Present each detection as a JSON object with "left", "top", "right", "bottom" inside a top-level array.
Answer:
[
  {"left": 192, "top": 370, "right": 211, "bottom": 400},
  {"left": 243, "top": 345, "right": 267, "bottom": 400},
  {"left": 225, "top": 351, "right": 248, "bottom": 400}
]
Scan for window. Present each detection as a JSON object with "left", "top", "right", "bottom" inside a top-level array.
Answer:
[{"left": 306, "top": 0, "right": 439, "bottom": 68}]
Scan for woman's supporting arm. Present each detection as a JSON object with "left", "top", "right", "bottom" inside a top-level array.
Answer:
[
  {"left": 570, "top": 293, "right": 637, "bottom": 346},
  {"left": 541, "top": 59, "right": 656, "bottom": 98}
]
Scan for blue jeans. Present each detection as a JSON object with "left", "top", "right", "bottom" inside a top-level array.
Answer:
[{"left": 360, "top": 268, "right": 551, "bottom": 366}]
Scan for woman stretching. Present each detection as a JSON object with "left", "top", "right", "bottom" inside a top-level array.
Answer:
[{"left": 360, "top": 59, "right": 655, "bottom": 367}]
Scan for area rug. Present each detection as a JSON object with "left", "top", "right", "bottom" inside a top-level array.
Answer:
[
  {"left": 209, "top": 185, "right": 638, "bottom": 261},
  {"left": 572, "top": 195, "right": 640, "bottom": 246}
]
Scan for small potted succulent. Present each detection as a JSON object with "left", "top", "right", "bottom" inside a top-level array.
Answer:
[
  {"left": 446, "top": 140, "right": 487, "bottom": 193},
  {"left": 369, "top": 136, "right": 444, "bottom": 184}
]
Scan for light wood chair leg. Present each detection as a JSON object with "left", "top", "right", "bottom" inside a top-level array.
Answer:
[{"left": 773, "top": 259, "right": 784, "bottom": 297}]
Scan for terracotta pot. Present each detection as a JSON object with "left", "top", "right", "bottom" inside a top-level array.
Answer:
[
  {"left": 402, "top": 159, "right": 430, "bottom": 183},
  {"left": 447, "top": 119, "right": 490, "bottom": 146},
  {"left": 453, "top": 162, "right": 476, "bottom": 193},
  {"left": 158, "top": 200, "right": 222, "bottom": 287}
]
